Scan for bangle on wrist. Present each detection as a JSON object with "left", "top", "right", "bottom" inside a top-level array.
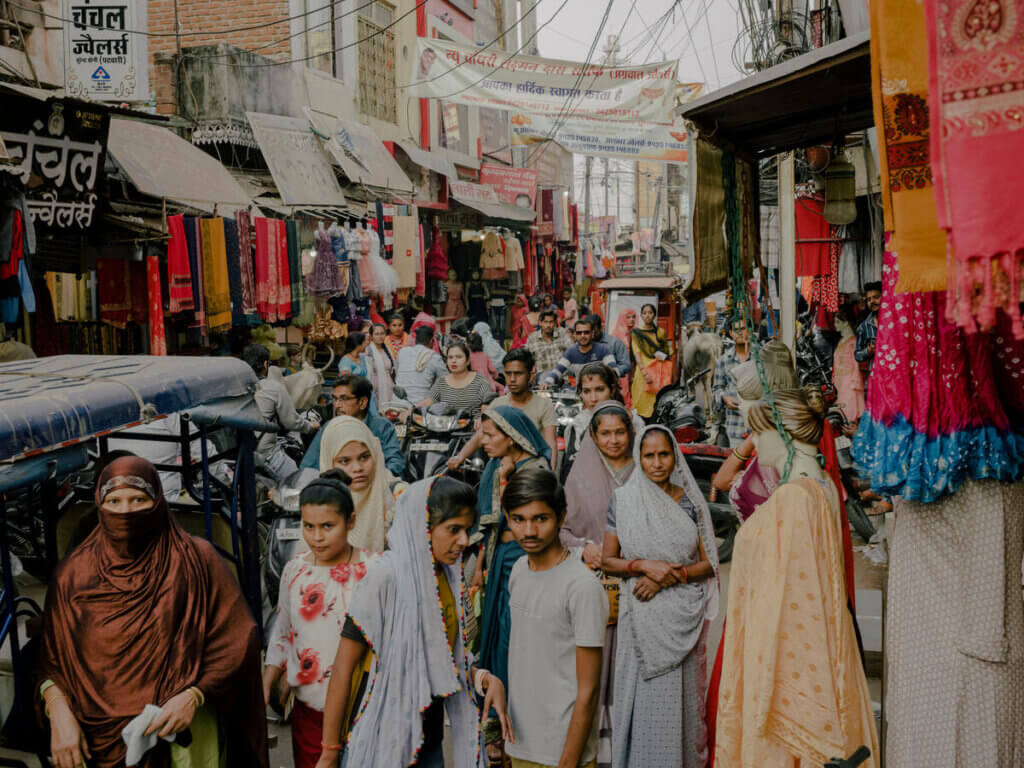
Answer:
[
  {"left": 732, "top": 447, "right": 751, "bottom": 462},
  {"left": 680, "top": 565, "right": 688, "bottom": 584},
  {"left": 627, "top": 559, "right": 642, "bottom": 576},
  {"left": 474, "top": 668, "right": 489, "bottom": 696}
]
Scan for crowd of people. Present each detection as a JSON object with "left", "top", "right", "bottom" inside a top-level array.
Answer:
[{"left": 32, "top": 289, "right": 880, "bottom": 768}]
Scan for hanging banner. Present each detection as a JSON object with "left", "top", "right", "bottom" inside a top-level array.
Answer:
[
  {"left": 410, "top": 38, "right": 677, "bottom": 124},
  {"left": 479, "top": 163, "right": 539, "bottom": 209},
  {"left": 63, "top": 0, "right": 149, "bottom": 102}
]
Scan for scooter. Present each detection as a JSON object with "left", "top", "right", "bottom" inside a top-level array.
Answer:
[
  {"left": 651, "top": 367, "right": 714, "bottom": 444},
  {"left": 401, "top": 403, "right": 477, "bottom": 483}
]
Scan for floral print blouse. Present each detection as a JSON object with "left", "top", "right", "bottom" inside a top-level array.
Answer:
[{"left": 265, "top": 549, "right": 378, "bottom": 710}]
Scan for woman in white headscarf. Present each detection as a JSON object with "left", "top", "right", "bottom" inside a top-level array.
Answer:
[
  {"left": 318, "top": 416, "right": 405, "bottom": 553},
  {"left": 315, "top": 476, "right": 509, "bottom": 768},
  {"left": 473, "top": 321, "right": 505, "bottom": 374},
  {"left": 601, "top": 424, "right": 720, "bottom": 768},
  {"left": 365, "top": 322, "right": 396, "bottom": 406}
]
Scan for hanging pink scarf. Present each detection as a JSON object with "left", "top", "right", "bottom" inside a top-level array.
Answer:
[
  {"left": 253, "top": 217, "right": 276, "bottom": 322},
  {"left": 166, "top": 214, "right": 193, "bottom": 313},
  {"left": 147, "top": 254, "right": 167, "bottom": 355},
  {"left": 924, "top": 0, "right": 1024, "bottom": 339},
  {"left": 275, "top": 219, "right": 291, "bottom": 320}
]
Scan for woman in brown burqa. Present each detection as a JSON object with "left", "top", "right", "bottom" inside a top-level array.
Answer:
[{"left": 36, "top": 455, "right": 269, "bottom": 768}]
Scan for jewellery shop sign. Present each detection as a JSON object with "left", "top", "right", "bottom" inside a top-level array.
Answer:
[
  {"left": 62, "top": 0, "right": 149, "bottom": 102},
  {"left": 0, "top": 96, "right": 110, "bottom": 230}
]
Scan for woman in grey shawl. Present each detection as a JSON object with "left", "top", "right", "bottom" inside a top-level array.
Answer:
[
  {"left": 601, "top": 424, "right": 720, "bottom": 768},
  {"left": 315, "top": 476, "right": 510, "bottom": 768}
]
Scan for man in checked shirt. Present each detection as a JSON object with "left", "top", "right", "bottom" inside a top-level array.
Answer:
[{"left": 712, "top": 319, "right": 752, "bottom": 447}]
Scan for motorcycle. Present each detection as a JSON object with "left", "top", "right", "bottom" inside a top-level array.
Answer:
[
  {"left": 401, "top": 403, "right": 477, "bottom": 483},
  {"left": 651, "top": 367, "right": 716, "bottom": 445},
  {"left": 534, "top": 387, "right": 582, "bottom": 453}
]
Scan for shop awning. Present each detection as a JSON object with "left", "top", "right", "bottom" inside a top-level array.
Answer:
[
  {"left": 107, "top": 118, "right": 251, "bottom": 213},
  {"left": 305, "top": 109, "right": 415, "bottom": 194},
  {"left": 396, "top": 141, "right": 459, "bottom": 179},
  {"left": 246, "top": 112, "right": 347, "bottom": 207},
  {"left": 447, "top": 178, "right": 535, "bottom": 222},
  {"left": 677, "top": 32, "right": 871, "bottom": 157}
]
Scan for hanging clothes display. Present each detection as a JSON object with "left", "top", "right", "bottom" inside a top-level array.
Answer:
[
  {"left": 222, "top": 218, "right": 246, "bottom": 326},
  {"left": 235, "top": 210, "right": 259, "bottom": 319},
  {"left": 425, "top": 225, "right": 449, "bottom": 281},
  {"left": 852, "top": 243, "right": 1024, "bottom": 503},
  {"left": 480, "top": 231, "right": 506, "bottom": 280},
  {"left": 308, "top": 228, "right": 346, "bottom": 299},
  {"left": 199, "top": 218, "right": 232, "bottom": 331},
  {"left": 366, "top": 227, "right": 400, "bottom": 303},
  {"left": 285, "top": 220, "right": 303, "bottom": 318},
  {"left": 166, "top": 214, "right": 194, "bottom": 314},
  {"left": 794, "top": 196, "right": 831, "bottom": 277},
  {"left": 275, "top": 219, "right": 292, "bottom": 320},
  {"left": 809, "top": 226, "right": 840, "bottom": 312},
  {"left": 146, "top": 253, "right": 167, "bottom": 355},
  {"left": 344, "top": 226, "right": 364, "bottom": 301},
  {"left": 96, "top": 257, "right": 147, "bottom": 329},
  {"left": 869, "top": 0, "right": 948, "bottom": 293},
  {"left": 356, "top": 227, "right": 376, "bottom": 296},
  {"left": 923, "top": 0, "right": 1024, "bottom": 337}
]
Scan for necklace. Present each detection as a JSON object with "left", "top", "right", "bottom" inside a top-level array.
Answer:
[{"left": 528, "top": 545, "right": 570, "bottom": 571}]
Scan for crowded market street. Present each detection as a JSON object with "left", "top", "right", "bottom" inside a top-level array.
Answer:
[{"left": 0, "top": 1, "right": 1021, "bottom": 767}]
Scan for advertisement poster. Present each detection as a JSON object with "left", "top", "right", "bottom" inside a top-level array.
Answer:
[
  {"left": 63, "top": 0, "right": 149, "bottom": 102},
  {"left": 479, "top": 163, "right": 539, "bottom": 208}
]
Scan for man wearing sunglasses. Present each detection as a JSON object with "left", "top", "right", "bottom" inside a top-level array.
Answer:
[
  {"left": 299, "top": 374, "right": 405, "bottom": 476},
  {"left": 541, "top": 317, "right": 617, "bottom": 389}
]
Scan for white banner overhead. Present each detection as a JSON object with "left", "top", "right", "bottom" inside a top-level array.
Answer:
[
  {"left": 409, "top": 37, "right": 678, "bottom": 125},
  {"left": 407, "top": 38, "right": 688, "bottom": 160}
]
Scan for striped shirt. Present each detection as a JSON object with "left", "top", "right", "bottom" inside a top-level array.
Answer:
[{"left": 428, "top": 373, "right": 494, "bottom": 418}]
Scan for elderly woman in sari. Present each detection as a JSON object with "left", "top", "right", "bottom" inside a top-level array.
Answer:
[
  {"left": 475, "top": 405, "right": 551, "bottom": 764},
  {"left": 319, "top": 416, "right": 406, "bottom": 553},
  {"left": 630, "top": 304, "right": 672, "bottom": 419},
  {"left": 563, "top": 401, "right": 636, "bottom": 768},
  {"left": 602, "top": 425, "right": 720, "bottom": 768},
  {"left": 37, "top": 456, "right": 268, "bottom": 768}
]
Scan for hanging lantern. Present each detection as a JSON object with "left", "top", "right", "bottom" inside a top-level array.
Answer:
[{"left": 824, "top": 149, "right": 857, "bottom": 225}]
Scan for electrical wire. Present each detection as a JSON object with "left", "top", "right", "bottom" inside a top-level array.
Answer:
[{"left": 194, "top": 0, "right": 427, "bottom": 68}]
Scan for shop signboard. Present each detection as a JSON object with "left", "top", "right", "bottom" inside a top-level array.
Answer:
[
  {"left": 479, "top": 163, "right": 538, "bottom": 208},
  {"left": 448, "top": 179, "right": 502, "bottom": 205},
  {"left": 63, "top": 0, "right": 149, "bottom": 102},
  {"left": 0, "top": 96, "right": 109, "bottom": 229}
]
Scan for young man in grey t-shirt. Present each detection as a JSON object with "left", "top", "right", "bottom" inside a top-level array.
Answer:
[{"left": 502, "top": 468, "right": 608, "bottom": 768}]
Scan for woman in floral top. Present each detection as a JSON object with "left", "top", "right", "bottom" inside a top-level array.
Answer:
[{"left": 263, "top": 470, "right": 379, "bottom": 768}]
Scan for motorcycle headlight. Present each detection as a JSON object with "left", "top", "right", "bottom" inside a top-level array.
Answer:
[
  {"left": 423, "top": 413, "right": 459, "bottom": 432},
  {"left": 272, "top": 484, "right": 304, "bottom": 512}
]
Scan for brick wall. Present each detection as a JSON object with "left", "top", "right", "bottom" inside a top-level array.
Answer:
[{"left": 148, "top": 0, "right": 292, "bottom": 115}]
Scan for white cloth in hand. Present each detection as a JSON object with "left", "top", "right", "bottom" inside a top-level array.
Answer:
[
  {"left": 654, "top": 351, "right": 667, "bottom": 361},
  {"left": 122, "top": 704, "right": 181, "bottom": 766}
]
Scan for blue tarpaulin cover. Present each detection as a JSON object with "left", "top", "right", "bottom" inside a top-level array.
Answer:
[{"left": 0, "top": 356, "right": 258, "bottom": 463}]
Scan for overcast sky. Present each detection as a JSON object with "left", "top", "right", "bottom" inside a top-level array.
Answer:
[
  {"left": 535, "top": 0, "right": 746, "bottom": 92},
  {"left": 533, "top": 0, "right": 747, "bottom": 227}
]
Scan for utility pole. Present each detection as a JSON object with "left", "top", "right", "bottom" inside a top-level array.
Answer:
[
  {"left": 603, "top": 158, "right": 610, "bottom": 219},
  {"left": 616, "top": 175, "right": 621, "bottom": 236},
  {"left": 584, "top": 155, "right": 593, "bottom": 236}
]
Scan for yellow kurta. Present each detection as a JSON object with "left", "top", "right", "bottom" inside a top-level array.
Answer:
[
  {"left": 714, "top": 478, "right": 879, "bottom": 768},
  {"left": 629, "top": 327, "right": 671, "bottom": 418}
]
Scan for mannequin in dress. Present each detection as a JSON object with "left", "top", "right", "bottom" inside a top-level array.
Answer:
[{"left": 713, "top": 388, "right": 879, "bottom": 768}]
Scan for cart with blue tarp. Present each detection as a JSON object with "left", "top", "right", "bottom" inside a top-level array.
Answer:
[{"left": 0, "top": 355, "right": 274, "bottom": 763}]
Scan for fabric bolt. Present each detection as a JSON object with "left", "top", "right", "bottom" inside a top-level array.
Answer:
[
  {"left": 235, "top": 211, "right": 258, "bottom": 318},
  {"left": 852, "top": 246, "right": 1024, "bottom": 502},
  {"left": 714, "top": 479, "right": 879, "bottom": 768},
  {"left": 221, "top": 219, "right": 246, "bottom": 326},
  {"left": 317, "top": 416, "right": 399, "bottom": 553},
  {"left": 146, "top": 254, "right": 167, "bottom": 356},
  {"left": 285, "top": 221, "right": 302, "bottom": 318},
  {"left": 342, "top": 477, "right": 484, "bottom": 768},
  {"left": 869, "top": 0, "right": 948, "bottom": 292},
  {"left": 266, "top": 550, "right": 376, "bottom": 711},
  {"left": 199, "top": 219, "right": 232, "bottom": 331},
  {"left": 885, "top": 480, "right": 1024, "bottom": 767},
  {"left": 166, "top": 215, "right": 194, "bottom": 313},
  {"left": 690, "top": 140, "right": 728, "bottom": 296},
  {"left": 794, "top": 197, "right": 830, "bottom": 277},
  {"left": 924, "top": 0, "right": 1024, "bottom": 336},
  {"left": 36, "top": 457, "right": 268, "bottom": 768},
  {"left": 392, "top": 216, "right": 419, "bottom": 288}
]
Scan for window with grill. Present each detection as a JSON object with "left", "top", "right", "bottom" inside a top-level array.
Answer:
[{"left": 358, "top": 1, "right": 397, "bottom": 124}]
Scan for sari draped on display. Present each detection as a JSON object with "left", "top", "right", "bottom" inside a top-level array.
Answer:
[
  {"left": 477, "top": 407, "right": 551, "bottom": 694},
  {"left": 36, "top": 457, "right": 268, "bottom": 768},
  {"left": 343, "top": 478, "right": 485, "bottom": 768},
  {"left": 318, "top": 416, "right": 399, "bottom": 553},
  {"left": 611, "top": 425, "right": 719, "bottom": 768},
  {"left": 714, "top": 478, "right": 879, "bottom": 768}
]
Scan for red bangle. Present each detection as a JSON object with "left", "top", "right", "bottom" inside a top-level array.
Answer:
[
  {"left": 680, "top": 565, "right": 688, "bottom": 584},
  {"left": 627, "top": 559, "right": 642, "bottom": 576},
  {"left": 321, "top": 743, "right": 343, "bottom": 751}
]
